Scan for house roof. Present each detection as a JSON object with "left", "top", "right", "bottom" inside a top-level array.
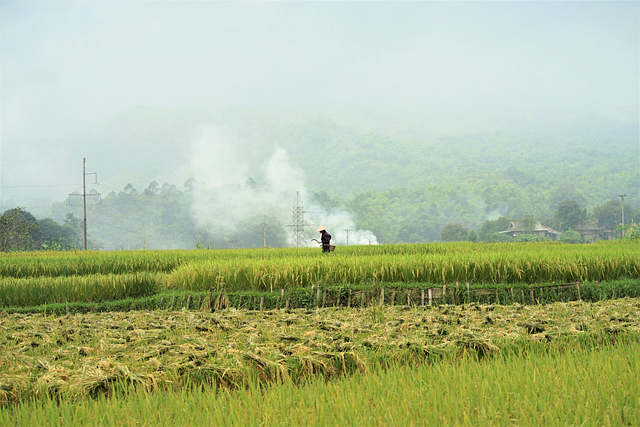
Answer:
[
  {"left": 574, "top": 221, "right": 605, "bottom": 232},
  {"left": 500, "top": 221, "right": 562, "bottom": 236}
]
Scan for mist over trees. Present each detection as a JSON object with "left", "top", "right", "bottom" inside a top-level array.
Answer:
[
  {"left": 4, "top": 107, "right": 625, "bottom": 250},
  {"left": 2, "top": 1, "right": 637, "bottom": 250}
]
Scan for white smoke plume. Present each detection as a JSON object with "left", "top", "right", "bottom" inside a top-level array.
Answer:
[
  {"left": 189, "top": 126, "right": 378, "bottom": 246},
  {"left": 304, "top": 203, "right": 378, "bottom": 246}
]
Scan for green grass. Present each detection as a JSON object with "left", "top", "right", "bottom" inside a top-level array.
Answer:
[{"left": 2, "top": 337, "right": 638, "bottom": 426}]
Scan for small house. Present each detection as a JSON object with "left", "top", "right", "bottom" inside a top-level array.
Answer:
[
  {"left": 573, "top": 221, "right": 615, "bottom": 242},
  {"left": 500, "top": 221, "right": 562, "bottom": 240}
]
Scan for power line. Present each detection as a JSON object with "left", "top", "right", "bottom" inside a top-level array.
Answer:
[
  {"left": 0, "top": 160, "right": 78, "bottom": 163},
  {"left": 1, "top": 184, "right": 81, "bottom": 188}
]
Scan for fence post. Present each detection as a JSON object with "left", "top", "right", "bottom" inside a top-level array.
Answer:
[
  {"left": 530, "top": 289, "right": 535, "bottom": 304},
  {"left": 391, "top": 290, "right": 396, "bottom": 306},
  {"left": 285, "top": 297, "right": 290, "bottom": 310},
  {"left": 421, "top": 289, "right": 425, "bottom": 307},
  {"left": 455, "top": 281, "right": 459, "bottom": 305},
  {"left": 380, "top": 287, "right": 385, "bottom": 307},
  {"left": 576, "top": 281, "right": 581, "bottom": 301},
  {"left": 260, "top": 297, "right": 264, "bottom": 311},
  {"left": 428, "top": 288, "right": 433, "bottom": 307}
]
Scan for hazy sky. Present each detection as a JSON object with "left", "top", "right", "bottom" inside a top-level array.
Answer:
[{"left": 2, "top": 0, "right": 638, "bottom": 143}]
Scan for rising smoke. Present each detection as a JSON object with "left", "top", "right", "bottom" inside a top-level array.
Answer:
[{"left": 189, "top": 126, "right": 378, "bottom": 247}]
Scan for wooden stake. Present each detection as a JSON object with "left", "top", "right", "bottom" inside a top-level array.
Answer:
[
  {"left": 391, "top": 290, "right": 396, "bottom": 306},
  {"left": 421, "top": 289, "right": 425, "bottom": 306},
  {"left": 170, "top": 296, "right": 176, "bottom": 310},
  {"left": 530, "top": 289, "right": 535, "bottom": 304},
  {"left": 260, "top": 297, "right": 264, "bottom": 311},
  {"left": 455, "top": 281, "right": 459, "bottom": 305},
  {"left": 428, "top": 288, "right": 433, "bottom": 307},
  {"left": 576, "top": 281, "right": 581, "bottom": 300},
  {"left": 380, "top": 287, "right": 385, "bottom": 307},
  {"left": 187, "top": 294, "right": 192, "bottom": 309}
]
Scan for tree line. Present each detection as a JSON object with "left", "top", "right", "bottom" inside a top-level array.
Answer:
[{"left": 2, "top": 183, "right": 637, "bottom": 251}]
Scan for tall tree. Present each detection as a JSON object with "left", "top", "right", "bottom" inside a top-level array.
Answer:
[
  {"left": 478, "top": 217, "right": 512, "bottom": 241},
  {"left": 441, "top": 223, "right": 469, "bottom": 242},
  {"left": 0, "top": 208, "right": 38, "bottom": 252},
  {"left": 554, "top": 200, "right": 582, "bottom": 231},
  {"left": 593, "top": 199, "right": 634, "bottom": 231}
]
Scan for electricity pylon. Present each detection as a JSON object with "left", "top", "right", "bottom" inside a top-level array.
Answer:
[{"left": 287, "top": 191, "right": 311, "bottom": 247}]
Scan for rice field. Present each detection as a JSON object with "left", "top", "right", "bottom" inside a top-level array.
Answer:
[
  {"left": 1, "top": 241, "right": 639, "bottom": 309},
  {"left": 0, "top": 241, "right": 639, "bottom": 425},
  {"left": 0, "top": 298, "right": 638, "bottom": 404},
  {"left": 4, "top": 339, "right": 638, "bottom": 426}
]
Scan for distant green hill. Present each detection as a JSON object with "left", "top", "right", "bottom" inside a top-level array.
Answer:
[{"left": 39, "top": 106, "right": 639, "bottom": 247}]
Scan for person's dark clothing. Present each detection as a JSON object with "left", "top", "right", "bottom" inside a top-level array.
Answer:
[{"left": 321, "top": 230, "right": 331, "bottom": 253}]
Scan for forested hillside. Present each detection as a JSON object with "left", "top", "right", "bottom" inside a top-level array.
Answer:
[{"left": 31, "top": 106, "right": 640, "bottom": 248}]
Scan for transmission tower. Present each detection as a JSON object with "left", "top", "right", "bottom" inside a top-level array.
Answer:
[{"left": 287, "top": 191, "right": 311, "bottom": 247}]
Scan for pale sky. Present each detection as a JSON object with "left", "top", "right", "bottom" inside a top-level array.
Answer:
[{"left": 2, "top": 1, "right": 638, "bottom": 142}]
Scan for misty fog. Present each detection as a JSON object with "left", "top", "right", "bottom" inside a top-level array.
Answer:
[{"left": 1, "top": 1, "right": 638, "bottom": 249}]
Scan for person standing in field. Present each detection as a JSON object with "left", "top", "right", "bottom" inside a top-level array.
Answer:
[{"left": 317, "top": 225, "right": 332, "bottom": 253}]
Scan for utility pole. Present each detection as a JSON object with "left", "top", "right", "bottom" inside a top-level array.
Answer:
[
  {"left": 344, "top": 228, "right": 350, "bottom": 246},
  {"left": 83, "top": 159, "right": 87, "bottom": 250},
  {"left": 619, "top": 194, "right": 627, "bottom": 238},
  {"left": 68, "top": 158, "right": 100, "bottom": 250}
]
